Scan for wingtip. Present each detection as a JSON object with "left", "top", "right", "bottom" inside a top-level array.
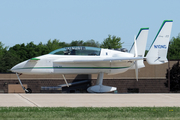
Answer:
[
  {"left": 140, "top": 27, "right": 149, "bottom": 30},
  {"left": 163, "top": 20, "right": 173, "bottom": 23}
]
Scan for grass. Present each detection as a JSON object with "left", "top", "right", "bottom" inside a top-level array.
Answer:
[{"left": 0, "top": 107, "right": 180, "bottom": 120}]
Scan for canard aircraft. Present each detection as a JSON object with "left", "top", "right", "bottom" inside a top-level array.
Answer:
[{"left": 11, "top": 20, "right": 173, "bottom": 93}]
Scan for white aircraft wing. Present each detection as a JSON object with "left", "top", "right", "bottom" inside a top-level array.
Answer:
[{"left": 53, "top": 57, "right": 144, "bottom": 63}]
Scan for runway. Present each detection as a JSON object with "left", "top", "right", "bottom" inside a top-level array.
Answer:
[{"left": 0, "top": 94, "right": 180, "bottom": 107}]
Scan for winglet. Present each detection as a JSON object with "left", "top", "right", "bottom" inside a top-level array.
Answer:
[
  {"left": 146, "top": 20, "right": 173, "bottom": 65},
  {"left": 129, "top": 27, "right": 149, "bottom": 70},
  {"left": 129, "top": 27, "right": 149, "bottom": 55}
]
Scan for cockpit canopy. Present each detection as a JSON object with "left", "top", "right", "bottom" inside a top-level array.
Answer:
[{"left": 49, "top": 46, "right": 101, "bottom": 56}]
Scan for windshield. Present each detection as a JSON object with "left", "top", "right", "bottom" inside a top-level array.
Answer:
[{"left": 49, "top": 46, "right": 101, "bottom": 56}]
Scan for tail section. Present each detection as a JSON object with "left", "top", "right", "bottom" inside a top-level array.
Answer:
[
  {"left": 146, "top": 20, "right": 173, "bottom": 65},
  {"left": 130, "top": 28, "right": 149, "bottom": 68}
]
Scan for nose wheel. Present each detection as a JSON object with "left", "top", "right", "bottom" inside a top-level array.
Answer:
[{"left": 25, "top": 88, "right": 32, "bottom": 93}]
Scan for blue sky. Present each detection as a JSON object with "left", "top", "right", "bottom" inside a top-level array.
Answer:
[{"left": 0, "top": 0, "right": 179, "bottom": 50}]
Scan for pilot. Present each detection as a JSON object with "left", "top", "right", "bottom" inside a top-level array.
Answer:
[{"left": 64, "top": 49, "right": 70, "bottom": 55}]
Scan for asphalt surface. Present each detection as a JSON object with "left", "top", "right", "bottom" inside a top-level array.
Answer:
[{"left": 0, "top": 94, "right": 180, "bottom": 107}]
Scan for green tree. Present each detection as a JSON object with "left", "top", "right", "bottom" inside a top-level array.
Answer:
[
  {"left": 9, "top": 43, "right": 28, "bottom": 61},
  {"left": 0, "top": 42, "right": 8, "bottom": 56},
  {"left": 26, "top": 42, "right": 38, "bottom": 59},
  {"left": 0, "top": 51, "right": 22, "bottom": 73},
  {"left": 36, "top": 42, "right": 50, "bottom": 55},
  {"left": 0, "top": 42, "right": 9, "bottom": 72},
  {"left": 70, "top": 40, "right": 84, "bottom": 46},
  {"left": 83, "top": 39, "right": 100, "bottom": 47},
  {"left": 46, "top": 39, "right": 69, "bottom": 52},
  {"left": 165, "top": 61, "right": 180, "bottom": 92},
  {"left": 46, "top": 39, "right": 61, "bottom": 52},
  {"left": 70, "top": 39, "right": 100, "bottom": 47},
  {"left": 100, "top": 35, "right": 123, "bottom": 49},
  {"left": 168, "top": 34, "right": 180, "bottom": 60}
]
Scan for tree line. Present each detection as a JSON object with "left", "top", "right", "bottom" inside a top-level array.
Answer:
[{"left": 0, "top": 35, "right": 122, "bottom": 73}]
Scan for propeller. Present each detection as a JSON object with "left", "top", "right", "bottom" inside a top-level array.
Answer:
[{"left": 134, "top": 36, "right": 138, "bottom": 81}]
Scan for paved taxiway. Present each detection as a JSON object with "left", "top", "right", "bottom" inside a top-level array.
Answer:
[{"left": 0, "top": 94, "right": 180, "bottom": 107}]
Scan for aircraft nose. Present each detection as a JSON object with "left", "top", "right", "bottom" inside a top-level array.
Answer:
[
  {"left": 11, "top": 64, "right": 20, "bottom": 73},
  {"left": 10, "top": 61, "right": 27, "bottom": 73},
  {"left": 10, "top": 66, "right": 15, "bottom": 72}
]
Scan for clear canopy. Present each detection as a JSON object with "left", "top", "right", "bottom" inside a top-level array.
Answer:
[{"left": 49, "top": 46, "right": 101, "bottom": 56}]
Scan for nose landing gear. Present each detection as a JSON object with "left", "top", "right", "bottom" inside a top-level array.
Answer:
[{"left": 16, "top": 73, "right": 32, "bottom": 93}]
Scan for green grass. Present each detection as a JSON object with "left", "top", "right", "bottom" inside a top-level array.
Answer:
[{"left": 0, "top": 107, "right": 180, "bottom": 120}]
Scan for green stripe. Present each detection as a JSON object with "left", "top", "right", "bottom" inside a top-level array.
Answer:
[
  {"left": 129, "top": 28, "right": 149, "bottom": 52},
  {"left": 30, "top": 58, "right": 40, "bottom": 60},
  {"left": 14, "top": 66, "right": 130, "bottom": 70},
  {"left": 136, "top": 28, "right": 149, "bottom": 40}
]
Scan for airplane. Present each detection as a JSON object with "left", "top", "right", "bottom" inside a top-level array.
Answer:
[{"left": 11, "top": 20, "right": 173, "bottom": 93}]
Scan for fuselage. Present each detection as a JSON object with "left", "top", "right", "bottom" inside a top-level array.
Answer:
[{"left": 11, "top": 46, "right": 135, "bottom": 75}]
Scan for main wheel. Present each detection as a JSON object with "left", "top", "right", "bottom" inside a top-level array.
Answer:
[{"left": 25, "top": 88, "right": 32, "bottom": 93}]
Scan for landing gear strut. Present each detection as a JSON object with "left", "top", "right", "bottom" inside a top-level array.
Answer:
[
  {"left": 16, "top": 73, "right": 32, "bottom": 93},
  {"left": 87, "top": 72, "right": 117, "bottom": 93}
]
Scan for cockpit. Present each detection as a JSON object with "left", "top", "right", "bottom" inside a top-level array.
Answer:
[{"left": 49, "top": 46, "right": 101, "bottom": 56}]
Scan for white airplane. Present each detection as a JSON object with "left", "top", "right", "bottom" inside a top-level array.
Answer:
[{"left": 11, "top": 20, "right": 173, "bottom": 93}]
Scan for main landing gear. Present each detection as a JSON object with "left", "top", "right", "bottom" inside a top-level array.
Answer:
[
  {"left": 16, "top": 73, "right": 32, "bottom": 93},
  {"left": 87, "top": 72, "right": 117, "bottom": 93}
]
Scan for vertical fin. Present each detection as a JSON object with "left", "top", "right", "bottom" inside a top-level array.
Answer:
[
  {"left": 130, "top": 28, "right": 149, "bottom": 69},
  {"left": 146, "top": 20, "right": 173, "bottom": 65},
  {"left": 130, "top": 28, "right": 149, "bottom": 57}
]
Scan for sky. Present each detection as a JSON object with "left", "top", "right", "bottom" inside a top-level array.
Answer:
[{"left": 0, "top": 0, "right": 179, "bottom": 50}]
